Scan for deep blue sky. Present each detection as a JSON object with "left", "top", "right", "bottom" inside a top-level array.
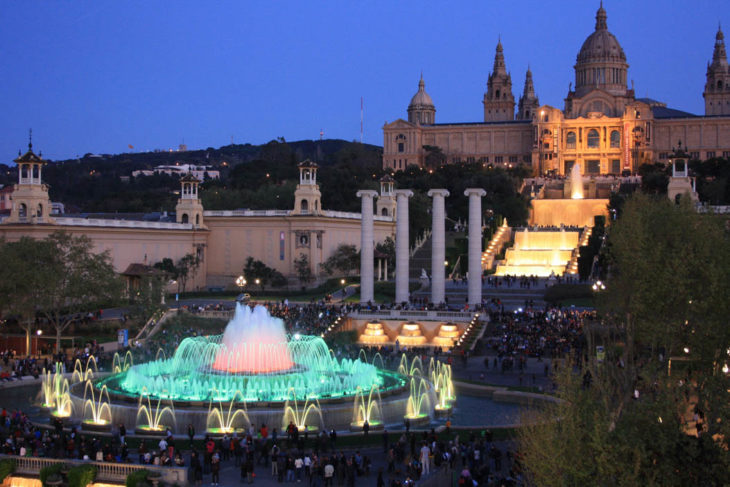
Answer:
[{"left": 0, "top": 1, "right": 726, "bottom": 161}]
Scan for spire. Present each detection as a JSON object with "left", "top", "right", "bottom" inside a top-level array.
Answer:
[
  {"left": 493, "top": 38, "right": 506, "bottom": 74},
  {"left": 522, "top": 67, "right": 535, "bottom": 97},
  {"left": 595, "top": 1, "right": 607, "bottom": 31},
  {"left": 28, "top": 128, "right": 32, "bottom": 151},
  {"left": 713, "top": 23, "right": 727, "bottom": 65}
]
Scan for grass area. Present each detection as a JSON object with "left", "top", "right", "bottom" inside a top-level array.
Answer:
[{"left": 163, "top": 313, "right": 228, "bottom": 334}]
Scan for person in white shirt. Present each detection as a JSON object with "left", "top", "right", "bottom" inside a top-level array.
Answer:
[{"left": 420, "top": 443, "right": 431, "bottom": 476}]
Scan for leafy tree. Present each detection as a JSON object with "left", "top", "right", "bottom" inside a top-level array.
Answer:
[
  {"left": 375, "top": 236, "right": 395, "bottom": 272},
  {"left": 153, "top": 258, "right": 178, "bottom": 279},
  {"left": 519, "top": 194, "right": 730, "bottom": 485},
  {"left": 242, "top": 257, "right": 287, "bottom": 291},
  {"left": 422, "top": 145, "right": 446, "bottom": 169},
  {"left": 175, "top": 253, "right": 200, "bottom": 293},
  {"left": 320, "top": 244, "right": 359, "bottom": 277},
  {"left": 293, "top": 253, "right": 314, "bottom": 287}
]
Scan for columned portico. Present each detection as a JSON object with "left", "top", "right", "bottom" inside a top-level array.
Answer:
[
  {"left": 357, "top": 190, "right": 378, "bottom": 304},
  {"left": 464, "top": 188, "right": 486, "bottom": 307},
  {"left": 394, "top": 189, "right": 413, "bottom": 304},
  {"left": 427, "top": 189, "right": 449, "bottom": 306}
]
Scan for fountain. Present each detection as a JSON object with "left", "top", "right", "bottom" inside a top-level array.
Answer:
[
  {"left": 81, "top": 381, "right": 112, "bottom": 431},
  {"left": 358, "top": 322, "right": 389, "bottom": 345},
  {"left": 350, "top": 386, "right": 384, "bottom": 431},
  {"left": 282, "top": 388, "right": 323, "bottom": 433},
  {"left": 64, "top": 304, "right": 415, "bottom": 434},
  {"left": 206, "top": 391, "right": 250, "bottom": 435},
  {"left": 570, "top": 163, "right": 584, "bottom": 199},
  {"left": 72, "top": 356, "right": 97, "bottom": 384},
  {"left": 135, "top": 388, "right": 176, "bottom": 435},
  {"left": 395, "top": 322, "right": 427, "bottom": 346},
  {"left": 432, "top": 323, "right": 461, "bottom": 348},
  {"left": 404, "top": 377, "right": 434, "bottom": 426}
]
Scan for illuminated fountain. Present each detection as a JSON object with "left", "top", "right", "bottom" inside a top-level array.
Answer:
[
  {"left": 429, "top": 359, "right": 455, "bottom": 416},
  {"left": 496, "top": 229, "right": 580, "bottom": 277},
  {"left": 358, "top": 322, "right": 389, "bottom": 345},
  {"left": 404, "top": 377, "right": 434, "bottom": 426},
  {"left": 570, "top": 163, "right": 584, "bottom": 199},
  {"left": 432, "top": 323, "right": 461, "bottom": 348},
  {"left": 350, "top": 385, "right": 383, "bottom": 431},
  {"left": 67, "top": 304, "right": 414, "bottom": 434},
  {"left": 396, "top": 322, "right": 427, "bottom": 346},
  {"left": 81, "top": 381, "right": 112, "bottom": 431}
]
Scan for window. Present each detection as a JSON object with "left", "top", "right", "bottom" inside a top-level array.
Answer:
[
  {"left": 467, "top": 157, "right": 475, "bottom": 164},
  {"left": 723, "top": 151, "right": 730, "bottom": 158},
  {"left": 564, "top": 160, "right": 575, "bottom": 174},
  {"left": 611, "top": 159, "right": 621, "bottom": 174},
  {"left": 494, "top": 156, "right": 503, "bottom": 163},
  {"left": 301, "top": 200, "right": 309, "bottom": 212},
  {"left": 586, "top": 160, "right": 601, "bottom": 174},
  {"left": 658, "top": 152, "right": 669, "bottom": 160},
  {"left": 382, "top": 208, "right": 389, "bottom": 216},
  {"left": 690, "top": 151, "right": 699, "bottom": 160},
  {"left": 523, "top": 155, "right": 531, "bottom": 163},
  {"left": 280, "top": 232, "right": 285, "bottom": 260},
  {"left": 610, "top": 130, "right": 620, "bottom": 148},
  {"left": 195, "top": 214, "right": 200, "bottom": 225},
  {"left": 566, "top": 132, "right": 576, "bottom": 149},
  {"left": 508, "top": 156, "right": 518, "bottom": 163},
  {"left": 396, "top": 134, "right": 406, "bottom": 153},
  {"left": 181, "top": 213, "right": 189, "bottom": 224},
  {"left": 398, "top": 143, "right": 404, "bottom": 153},
  {"left": 706, "top": 151, "right": 715, "bottom": 159},
  {"left": 587, "top": 129, "right": 600, "bottom": 148}
]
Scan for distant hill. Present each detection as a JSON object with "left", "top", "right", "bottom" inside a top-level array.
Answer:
[{"left": 0, "top": 139, "right": 383, "bottom": 213}]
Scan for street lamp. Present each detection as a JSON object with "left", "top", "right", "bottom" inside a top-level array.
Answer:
[{"left": 235, "top": 275, "right": 246, "bottom": 292}]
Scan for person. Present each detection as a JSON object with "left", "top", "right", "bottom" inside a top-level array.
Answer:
[
  {"left": 323, "top": 459, "right": 334, "bottom": 486},
  {"left": 187, "top": 423, "right": 195, "bottom": 446},
  {"left": 119, "top": 423, "right": 126, "bottom": 445},
  {"left": 362, "top": 419, "right": 370, "bottom": 437},
  {"left": 404, "top": 417, "right": 410, "bottom": 433},
  {"left": 420, "top": 443, "right": 430, "bottom": 476},
  {"left": 210, "top": 450, "right": 220, "bottom": 486},
  {"left": 376, "top": 470, "right": 385, "bottom": 487}
]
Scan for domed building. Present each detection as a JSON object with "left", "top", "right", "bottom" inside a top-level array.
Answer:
[{"left": 383, "top": 3, "right": 730, "bottom": 176}]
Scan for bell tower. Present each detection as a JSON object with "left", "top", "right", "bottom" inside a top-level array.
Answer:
[
  {"left": 292, "top": 160, "right": 321, "bottom": 216},
  {"left": 704, "top": 25, "right": 730, "bottom": 116},
  {"left": 483, "top": 39, "right": 515, "bottom": 121},
  {"left": 5, "top": 133, "right": 53, "bottom": 224},
  {"left": 175, "top": 173, "right": 206, "bottom": 228},
  {"left": 376, "top": 174, "right": 396, "bottom": 219}
]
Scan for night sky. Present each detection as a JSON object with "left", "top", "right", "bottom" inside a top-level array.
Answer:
[{"left": 0, "top": 0, "right": 726, "bottom": 160}]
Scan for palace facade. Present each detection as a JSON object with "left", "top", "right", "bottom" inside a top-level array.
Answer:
[
  {"left": 0, "top": 148, "right": 396, "bottom": 291},
  {"left": 383, "top": 5, "right": 730, "bottom": 176}
]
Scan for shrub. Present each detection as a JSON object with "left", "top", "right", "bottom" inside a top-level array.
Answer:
[
  {"left": 67, "top": 464, "right": 97, "bottom": 487},
  {"left": 125, "top": 469, "right": 150, "bottom": 487},
  {"left": 0, "top": 459, "right": 15, "bottom": 482},
  {"left": 544, "top": 283, "right": 593, "bottom": 304},
  {"left": 40, "top": 463, "right": 64, "bottom": 486}
]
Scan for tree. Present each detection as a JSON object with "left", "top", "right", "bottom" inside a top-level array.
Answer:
[
  {"left": 35, "top": 232, "right": 123, "bottom": 353},
  {"left": 242, "top": 257, "right": 287, "bottom": 292},
  {"left": 375, "top": 236, "right": 395, "bottom": 272},
  {"left": 293, "top": 253, "right": 314, "bottom": 288},
  {"left": 320, "top": 244, "right": 359, "bottom": 277},
  {"left": 175, "top": 253, "right": 200, "bottom": 293},
  {"left": 518, "top": 194, "right": 730, "bottom": 485}
]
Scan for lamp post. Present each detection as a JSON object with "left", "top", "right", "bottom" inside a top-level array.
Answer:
[
  {"left": 235, "top": 275, "right": 246, "bottom": 292},
  {"left": 632, "top": 126, "right": 644, "bottom": 174}
]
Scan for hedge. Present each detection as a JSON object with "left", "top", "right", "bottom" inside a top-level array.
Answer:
[
  {"left": 125, "top": 469, "right": 150, "bottom": 487},
  {"left": 0, "top": 459, "right": 15, "bottom": 482},
  {"left": 67, "top": 464, "right": 97, "bottom": 487},
  {"left": 40, "top": 463, "right": 65, "bottom": 486}
]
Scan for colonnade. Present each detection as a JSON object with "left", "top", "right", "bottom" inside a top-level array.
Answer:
[{"left": 358, "top": 187, "right": 486, "bottom": 308}]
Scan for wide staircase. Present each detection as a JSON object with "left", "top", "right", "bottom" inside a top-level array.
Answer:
[{"left": 409, "top": 233, "right": 433, "bottom": 280}]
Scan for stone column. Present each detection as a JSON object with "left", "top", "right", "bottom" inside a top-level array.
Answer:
[
  {"left": 428, "top": 189, "right": 450, "bottom": 306},
  {"left": 465, "top": 188, "right": 487, "bottom": 307},
  {"left": 357, "top": 190, "right": 378, "bottom": 304},
  {"left": 394, "top": 190, "right": 413, "bottom": 304}
]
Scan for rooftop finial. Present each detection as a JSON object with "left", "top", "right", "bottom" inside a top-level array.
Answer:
[
  {"left": 596, "top": 1, "right": 607, "bottom": 30},
  {"left": 28, "top": 128, "right": 32, "bottom": 151}
]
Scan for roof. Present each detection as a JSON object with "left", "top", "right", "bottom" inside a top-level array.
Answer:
[
  {"left": 635, "top": 97, "right": 666, "bottom": 107},
  {"left": 14, "top": 148, "right": 44, "bottom": 164},
  {"left": 380, "top": 174, "right": 394, "bottom": 183},
  {"left": 179, "top": 173, "right": 200, "bottom": 183},
  {"left": 298, "top": 159, "right": 319, "bottom": 169},
  {"left": 651, "top": 105, "right": 697, "bottom": 119},
  {"left": 429, "top": 120, "right": 532, "bottom": 127},
  {"left": 121, "top": 263, "right": 161, "bottom": 277}
]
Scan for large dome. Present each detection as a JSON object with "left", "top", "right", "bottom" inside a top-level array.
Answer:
[
  {"left": 573, "top": 3, "right": 629, "bottom": 98},
  {"left": 576, "top": 5, "right": 626, "bottom": 64}
]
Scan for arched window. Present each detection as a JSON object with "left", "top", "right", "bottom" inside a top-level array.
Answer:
[
  {"left": 314, "top": 200, "right": 318, "bottom": 211},
  {"left": 301, "top": 199, "right": 309, "bottom": 212},
  {"left": 21, "top": 166, "right": 28, "bottom": 179},
  {"left": 566, "top": 132, "right": 577, "bottom": 149},
  {"left": 36, "top": 204, "right": 43, "bottom": 217},
  {"left": 195, "top": 214, "right": 200, "bottom": 226},
  {"left": 396, "top": 134, "right": 406, "bottom": 153},
  {"left": 181, "top": 213, "right": 189, "bottom": 224},
  {"left": 610, "top": 130, "right": 620, "bottom": 148},
  {"left": 381, "top": 208, "right": 389, "bottom": 216},
  {"left": 495, "top": 89, "right": 500, "bottom": 99},
  {"left": 587, "top": 129, "right": 600, "bottom": 148},
  {"left": 19, "top": 203, "right": 27, "bottom": 218}
]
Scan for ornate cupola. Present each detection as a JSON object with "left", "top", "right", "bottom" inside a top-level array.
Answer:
[
  {"left": 376, "top": 174, "right": 396, "bottom": 219},
  {"left": 704, "top": 25, "right": 730, "bottom": 115},
  {"left": 5, "top": 132, "right": 53, "bottom": 224},
  {"left": 483, "top": 39, "right": 515, "bottom": 121},
  {"left": 175, "top": 173, "right": 205, "bottom": 228},
  {"left": 667, "top": 141, "right": 699, "bottom": 203},
  {"left": 292, "top": 160, "right": 321, "bottom": 216},
  {"left": 517, "top": 66, "right": 540, "bottom": 120},
  {"left": 573, "top": 2, "right": 629, "bottom": 98},
  {"left": 407, "top": 75, "right": 436, "bottom": 125}
]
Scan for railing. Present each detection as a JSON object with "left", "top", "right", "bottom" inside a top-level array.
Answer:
[
  {"left": 204, "top": 209, "right": 290, "bottom": 217},
  {"left": 697, "top": 204, "right": 730, "bottom": 214},
  {"left": 410, "top": 229, "right": 432, "bottom": 258},
  {"left": 350, "top": 309, "right": 474, "bottom": 321},
  {"left": 54, "top": 217, "right": 192, "bottom": 230},
  {"left": 135, "top": 308, "right": 179, "bottom": 342},
  {"left": 1, "top": 454, "right": 187, "bottom": 485}
]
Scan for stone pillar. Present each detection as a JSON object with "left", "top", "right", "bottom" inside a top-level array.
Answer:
[
  {"left": 357, "top": 190, "right": 378, "bottom": 304},
  {"left": 465, "top": 188, "right": 487, "bottom": 307},
  {"left": 394, "top": 190, "right": 413, "bottom": 304},
  {"left": 428, "top": 189, "right": 450, "bottom": 306}
]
